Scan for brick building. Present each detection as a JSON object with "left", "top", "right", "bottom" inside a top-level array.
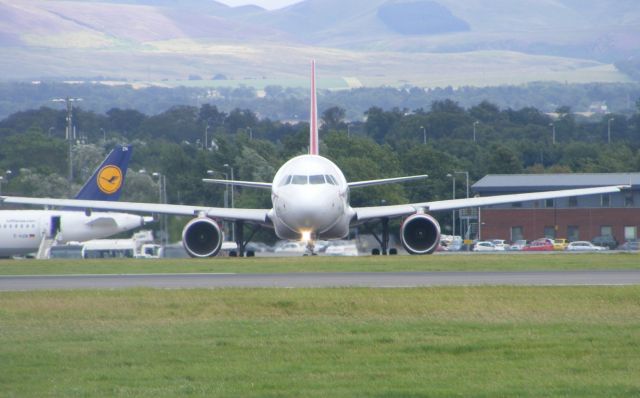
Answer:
[{"left": 472, "top": 173, "right": 640, "bottom": 244}]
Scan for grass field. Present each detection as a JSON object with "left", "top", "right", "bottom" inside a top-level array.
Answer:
[
  {"left": 1, "top": 286, "right": 639, "bottom": 397},
  {"left": 0, "top": 252, "right": 639, "bottom": 276}
]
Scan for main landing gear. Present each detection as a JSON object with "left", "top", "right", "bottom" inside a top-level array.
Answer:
[
  {"left": 229, "top": 220, "right": 261, "bottom": 258},
  {"left": 363, "top": 217, "right": 398, "bottom": 256}
]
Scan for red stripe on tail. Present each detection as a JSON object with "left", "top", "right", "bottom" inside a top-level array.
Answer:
[{"left": 309, "top": 60, "right": 319, "bottom": 155}]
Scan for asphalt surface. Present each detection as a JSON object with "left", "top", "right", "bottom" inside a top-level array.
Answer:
[{"left": 1, "top": 270, "right": 640, "bottom": 291}]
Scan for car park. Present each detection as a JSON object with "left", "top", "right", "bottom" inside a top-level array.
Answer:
[
  {"left": 522, "top": 238, "right": 554, "bottom": 251},
  {"left": 618, "top": 241, "right": 640, "bottom": 251},
  {"left": 473, "top": 241, "right": 497, "bottom": 252},
  {"left": 508, "top": 240, "right": 528, "bottom": 251},
  {"left": 591, "top": 235, "right": 618, "bottom": 250},
  {"left": 566, "top": 241, "right": 607, "bottom": 251},
  {"left": 553, "top": 239, "right": 569, "bottom": 251},
  {"left": 491, "top": 239, "right": 508, "bottom": 251}
]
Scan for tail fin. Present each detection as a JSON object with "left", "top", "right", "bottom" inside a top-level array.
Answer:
[
  {"left": 309, "top": 60, "right": 319, "bottom": 155},
  {"left": 75, "top": 145, "right": 132, "bottom": 201}
]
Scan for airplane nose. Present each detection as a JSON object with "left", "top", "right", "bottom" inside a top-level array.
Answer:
[{"left": 284, "top": 188, "right": 340, "bottom": 230}]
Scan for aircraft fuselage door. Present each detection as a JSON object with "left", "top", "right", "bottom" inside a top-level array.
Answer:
[{"left": 50, "top": 216, "right": 61, "bottom": 238}]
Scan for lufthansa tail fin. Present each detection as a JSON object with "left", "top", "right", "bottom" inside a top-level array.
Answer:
[
  {"left": 74, "top": 145, "right": 132, "bottom": 201},
  {"left": 309, "top": 60, "right": 319, "bottom": 155}
]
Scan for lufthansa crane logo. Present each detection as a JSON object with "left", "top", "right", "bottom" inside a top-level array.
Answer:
[{"left": 97, "top": 165, "right": 123, "bottom": 194}]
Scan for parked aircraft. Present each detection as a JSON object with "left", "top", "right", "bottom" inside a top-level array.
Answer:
[
  {"left": 0, "top": 145, "right": 152, "bottom": 258},
  {"left": 1, "top": 63, "right": 628, "bottom": 257}
]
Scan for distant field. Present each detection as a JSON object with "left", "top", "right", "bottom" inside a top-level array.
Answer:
[
  {"left": 0, "top": 252, "right": 639, "bottom": 276},
  {"left": 1, "top": 286, "right": 639, "bottom": 397}
]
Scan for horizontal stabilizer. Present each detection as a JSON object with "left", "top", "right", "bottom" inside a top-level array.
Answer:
[
  {"left": 202, "top": 178, "right": 272, "bottom": 189},
  {"left": 348, "top": 174, "right": 428, "bottom": 188}
]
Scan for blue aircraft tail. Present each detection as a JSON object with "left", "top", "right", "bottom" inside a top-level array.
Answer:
[{"left": 74, "top": 145, "right": 132, "bottom": 201}]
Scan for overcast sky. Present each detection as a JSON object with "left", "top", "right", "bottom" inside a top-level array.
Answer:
[{"left": 216, "top": 0, "right": 303, "bottom": 10}]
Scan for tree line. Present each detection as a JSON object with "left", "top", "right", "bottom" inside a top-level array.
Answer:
[{"left": 0, "top": 99, "right": 639, "bottom": 239}]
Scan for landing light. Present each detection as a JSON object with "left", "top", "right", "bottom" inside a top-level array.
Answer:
[{"left": 301, "top": 230, "right": 312, "bottom": 242}]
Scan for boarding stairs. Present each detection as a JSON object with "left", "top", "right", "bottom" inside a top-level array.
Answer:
[{"left": 36, "top": 233, "right": 60, "bottom": 260}]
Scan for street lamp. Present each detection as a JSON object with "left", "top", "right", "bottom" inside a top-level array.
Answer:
[
  {"left": 455, "top": 171, "right": 469, "bottom": 238},
  {"left": 207, "top": 170, "right": 231, "bottom": 240},
  {"left": 149, "top": 172, "right": 168, "bottom": 247},
  {"left": 223, "top": 163, "right": 235, "bottom": 241},
  {"left": 473, "top": 121, "right": 479, "bottom": 143},
  {"left": 52, "top": 97, "right": 82, "bottom": 183},
  {"left": 446, "top": 173, "right": 456, "bottom": 235},
  {"left": 549, "top": 122, "right": 556, "bottom": 145},
  {"left": 608, "top": 117, "right": 614, "bottom": 144},
  {"left": 420, "top": 126, "right": 426, "bottom": 145}
]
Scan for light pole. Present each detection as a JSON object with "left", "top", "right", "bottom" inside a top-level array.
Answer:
[
  {"left": 473, "top": 121, "right": 479, "bottom": 143},
  {"left": 204, "top": 124, "right": 210, "bottom": 150},
  {"left": 207, "top": 170, "right": 230, "bottom": 240},
  {"left": 446, "top": 173, "right": 456, "bottom": 235},
  {"left": 608, "top": 117, "right": 614, "bottom": 144},
  {"left": 347, "top": 124, "right": 351, "bottom": 138},
  {"left": 455, "top": 171, "right": 469, "bottom": 238},
  {"left": 52, "top": 97, "right": 82, "bottom": 183},
  {"left": 247, "top": 126, "right": 252, "bottom": 140},
  {"left": 223, "top": 163, "right": 235, "bottom": 241},
  {"left": 549, "top": 122, "right": 556, "bottom": 145},
  {"left": 151, "top": 172, "right": 168, "bottom": 247},
  {"left": 420, "top": 126, "right": 426, "bottom": 145}
]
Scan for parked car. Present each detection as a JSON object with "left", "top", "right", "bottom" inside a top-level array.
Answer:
[
  {"left": 508, "top": 239, "right": 528, "bottom": 251},
  {"left": 617, "top": 241, "right": 639, "bottom": 251},
  {"left": 473, "top": 241, "right": 497, "bottom": 252},
  {"left": 522, "top": 238, "right": 554, "bottom": 251},
  {"left": 274, "top": 241, "right": 306, "bottom": 254},
  {"left": 591, "top": 235, "right": 618, "bottom": 250},
  {"left": 553, "top": 239, "right": 569, "bottom": 251},
  {"left": 566, "top": 241, "right": 607, "bottom": 251},
  {"left": 491, "top": 239, "right": 508, "bottom": 251},
  {"left": 324, "top": 240, "right": 359, "bottom": 256}
]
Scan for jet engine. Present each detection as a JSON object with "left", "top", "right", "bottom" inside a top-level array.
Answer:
[
  {"left": 182, "top": 217, "right": 223, "bottom": 258},
  {"left": 400, "top": 213, "right": 441, "bottom": 255}
]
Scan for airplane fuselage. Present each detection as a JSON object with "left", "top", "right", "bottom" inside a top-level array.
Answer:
[
  {"left": 269, "top": 155, "right": 354, "bottom": 240},
  {"left": 0, "top": 210, "right": 147, "bottom": 257}
]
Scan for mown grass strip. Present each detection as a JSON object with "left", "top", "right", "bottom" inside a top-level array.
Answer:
[
  {"left": 1, "top": 252, "right": 639, "bottom": 276},
  {"left": 1, "top": 286, "right": 640, "bottom": 397}
]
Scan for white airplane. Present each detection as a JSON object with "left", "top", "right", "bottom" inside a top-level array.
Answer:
[
  {"left": 1, "top": 62, "right": 628, "bottom": 257},
  {"left": 0, "top": 145, "right": 152, "bottom": 258}
]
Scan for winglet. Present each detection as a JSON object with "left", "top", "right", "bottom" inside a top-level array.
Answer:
[
  {"left": 74, "top": 145, "right": 132, "bottom": 201},
  {"left": 309, "top": 60, "right": 319, "bottom": 155}
]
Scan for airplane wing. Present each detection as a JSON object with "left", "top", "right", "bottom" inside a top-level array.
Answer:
[
  {"left": 0, "top": 196, "right": 271, "bottom": 224},
  {"left": 354, "top": 185, "right": 629, "bottom": 222},
  {"left": 348, "top": 175, "right": 428, "bottom": 188},
  {"left": 202, "top": 178, "right": 272, "bottom": 189}
]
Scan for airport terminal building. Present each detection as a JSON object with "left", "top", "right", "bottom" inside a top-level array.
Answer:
[{"left": 472, "top": 173, "right": 640, "bottom": 244}]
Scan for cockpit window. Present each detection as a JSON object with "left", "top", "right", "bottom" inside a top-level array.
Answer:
[
  {"left": 325, "top": 174, "right": 338, "bottom": 185},
  {"left": 291, "top": 175, "right": 308, "bottom": 185},
  {"left": 309, "top": 175, "right": 325, "bottom": 185},
  {"left": 280, "top": 175, "right": 292, "bottom": 186}
]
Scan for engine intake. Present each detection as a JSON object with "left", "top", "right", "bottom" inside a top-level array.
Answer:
[
  {"left": 182, "top": 217, "right": 223, "bottom": 258},
  {"left": 400, "top": 213, "right": 441, "bottom": 255}
]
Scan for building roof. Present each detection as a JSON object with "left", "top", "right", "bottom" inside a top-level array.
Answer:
[{"left": 473, "top": 173, "right": 640, "bottom": 193}]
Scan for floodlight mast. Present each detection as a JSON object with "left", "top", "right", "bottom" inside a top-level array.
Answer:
[{"left": 52, "top": 97, "right": 83, "bottom": 183}]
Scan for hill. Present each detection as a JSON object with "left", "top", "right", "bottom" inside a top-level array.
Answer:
[{"left": 0, "top": 0, "right": 637, "bottom": 87}]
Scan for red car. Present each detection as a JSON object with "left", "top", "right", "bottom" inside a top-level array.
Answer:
[{"left": 522, "top": 238, "right": 554, "bottom": 251}]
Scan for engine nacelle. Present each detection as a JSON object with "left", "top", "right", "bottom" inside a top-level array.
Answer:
[
  {"left": 181, "top": 217, "right": 223, "bottom": 258},
  {"left": 400, "top": 213, "right": 441, "bottom": 255}
]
